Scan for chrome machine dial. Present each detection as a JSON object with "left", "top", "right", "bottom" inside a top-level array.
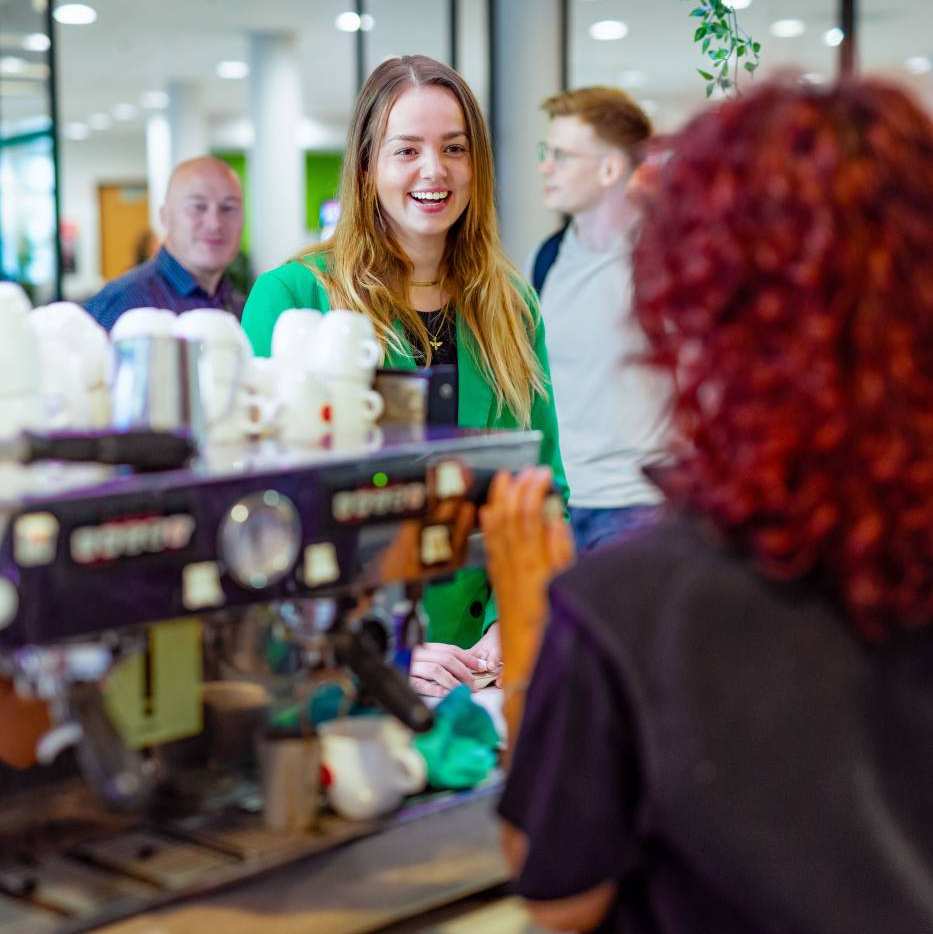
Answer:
[{"left": 218, "top": 490, "right": 302, "bottom": 589}]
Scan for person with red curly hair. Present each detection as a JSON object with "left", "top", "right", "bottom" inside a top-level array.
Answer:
[{"left": 481, "top": 79, "right": 933, "bottom": 934}]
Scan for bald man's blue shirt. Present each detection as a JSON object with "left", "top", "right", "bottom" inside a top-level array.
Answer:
[{"left": 85, "top": 247, "right": 244, "bottom": 332}]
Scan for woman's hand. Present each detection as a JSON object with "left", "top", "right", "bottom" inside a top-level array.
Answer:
[
  {"left": 410, "top": 642, "right": 487, "bottom": 697},
  {"left": 468, "top": 623, "right": 503, "bottom": 686},
  {"left": 479, "top": 468, "right": 575, "bottom": 688}
]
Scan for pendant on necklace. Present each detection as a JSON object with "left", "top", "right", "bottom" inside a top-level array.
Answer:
[{"left": 429, "top": 338, "right": 443, "bottom": 351}]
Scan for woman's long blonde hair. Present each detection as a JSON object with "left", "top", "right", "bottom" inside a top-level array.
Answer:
[{"left": 300, "top": 55, "right": 544, "bottom": 426}]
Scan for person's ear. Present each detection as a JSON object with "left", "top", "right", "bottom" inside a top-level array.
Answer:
[{"left": 599, "top": 151, "right": 629, "bottom": 188}]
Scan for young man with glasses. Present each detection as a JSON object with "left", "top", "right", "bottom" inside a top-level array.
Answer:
[{"left": 531, "top": 87, "right": 666, "bottom": 552}]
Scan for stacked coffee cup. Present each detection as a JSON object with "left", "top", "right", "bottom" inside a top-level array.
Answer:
[
  {"left": 270, "top": 309, "right": 384, "bottom": 448},
  {"left": 0, "top": 283, "right": 42, "bottom": 438},
  {"left": 30, "top": 302, "right": 112, "bottom": 430}
]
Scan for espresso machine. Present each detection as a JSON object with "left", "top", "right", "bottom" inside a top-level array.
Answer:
[{"left": 0, "top": 412, "right": 542, "bottom": 932}]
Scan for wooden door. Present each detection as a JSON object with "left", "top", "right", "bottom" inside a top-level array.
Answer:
[{"left": 98, "top": 182, "right": 150, "bottom": 280}]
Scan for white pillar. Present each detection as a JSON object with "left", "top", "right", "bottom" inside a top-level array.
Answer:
[
  {"left": 145, "top": 114, "right": 171, "bottom": 236},
  {"left": 167, "top": 80, "right": 208, "bottom": 168},
  {"left": 248, "top": 31, "right": 306, "bottom": 275},
  {"left": 491, "top": 0, "right": 562, "bottom": 267}
]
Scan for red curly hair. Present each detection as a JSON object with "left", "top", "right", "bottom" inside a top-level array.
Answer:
[{"left": 633, "top": 79, "right": 933, "bottom": 638}]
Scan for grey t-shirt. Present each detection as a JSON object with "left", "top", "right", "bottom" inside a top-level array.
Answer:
[{"left": 536, "top": 224, "right": 668, "bottom": 508}]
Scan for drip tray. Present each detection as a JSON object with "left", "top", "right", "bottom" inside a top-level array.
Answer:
[
  {"left": 168, "top": 809, "right": 377, "bottom": 862},
  {"left": 0, "top": 892, "right": 59, "bottom": 933},
  {"left": 74, "top": 830, "right": 237, "bottom": 889},
  {"left": 0, "top": 854, "right": 156, "bottom": 919}
]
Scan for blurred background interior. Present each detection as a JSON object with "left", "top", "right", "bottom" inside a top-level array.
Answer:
[{"left": 2, "top": 0, "right": 931, "bottom": 307}]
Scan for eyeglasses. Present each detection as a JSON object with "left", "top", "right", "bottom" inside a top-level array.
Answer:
[{"left": 536, "top": 141, "right": 608, "bottom": 165}]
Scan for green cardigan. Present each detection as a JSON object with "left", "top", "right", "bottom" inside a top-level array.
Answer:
[{"left": 242, "top": 254, "right": 567, "bottom": 648}]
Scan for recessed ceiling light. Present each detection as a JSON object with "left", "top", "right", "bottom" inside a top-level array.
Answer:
[
  {"left": 141, "top": 90, "right": 169, "bottom": 109},
  {"left": 64, "top": 122, "right": 89, "bottom": 140},
  {"left": 112, "top": 103, "right": 138, "bottom": 121},
  {"left": 22, "top": 33, "right": 51, "bottom": 52},
  {"left": 770, "top": 19, "right": 806, "bottom": 38},
  {"left": 0, "top": 56, "right": 27, "bottom": 75},
  {"left": 53, "top": 4, "right": 98, "bottom": 26},
  {"left": 217, "top": 60, "right": 249, "bottom": 79},
  {"left": 335, "top": 11, "right": 362, "bottom": 32},
  {"left": 617, "top": 69, "right": 646, "bottom": 88},
  {"left": 590, "top": 20, "right": 628, "bottom": 41},
  {"left": 723, "top": 0, "right": 752, "bottom": 9},
  {"left": 88, "top": 112, "right": 111, "bottom": 130},
  {"left": 823, "top": 27, "right": 844, "bottom": 47},
  {"left": 905, "top": 55, "right": 932, "bottom": 74}
]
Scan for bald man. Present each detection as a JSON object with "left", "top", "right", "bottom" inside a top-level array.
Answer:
[{"left": 86, "top": 156, "right": 246, "bottom": 331}]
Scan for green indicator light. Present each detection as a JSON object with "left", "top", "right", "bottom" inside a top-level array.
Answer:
[{"left": 372, "top": 471, "right": 389, "bottom": 488}]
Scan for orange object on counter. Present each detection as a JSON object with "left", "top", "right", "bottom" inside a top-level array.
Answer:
[{"left": 0, "top": 677, "right": 51, "bottom": 769}]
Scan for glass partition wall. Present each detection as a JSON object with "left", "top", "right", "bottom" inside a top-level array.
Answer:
[{"left": 0, "top": 0, "right": 59, "bottom": 304}]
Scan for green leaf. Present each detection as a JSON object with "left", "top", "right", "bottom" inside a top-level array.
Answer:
[
  {"left": 690, "top": 7, "right": 706, "bottom": 17},
  {"left": 752, "top": 41, "right": 761, "bottom": 53},
  {"left": 697, "top": 69, "right": 715, "bottom": 80},
  {"left": 737, "top": 45, "right": 746, "bottom": 56},
  {"left": 706, "top": 82, "right": 715, "bottom": 98},
  {"left": 744, "top": 61, "right": 757, "bottom": 72},
  {"left": 702, "top": 36, "right": 711, "bottom": 52},
  {"left": 694, "top": 25, "right": 708, "bottom": 41}
]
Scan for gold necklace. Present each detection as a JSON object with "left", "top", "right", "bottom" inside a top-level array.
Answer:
[
  {"left": 423, "top": 308, "right": 448, "bottom": 352},
  {"left": 411, "top": 279, "right": 440, "bottom": 288}
]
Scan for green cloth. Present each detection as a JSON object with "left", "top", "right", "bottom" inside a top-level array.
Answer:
[
  {"left": 412, "top": 685, "right": 499, "bottom": 789},
  {"left": 242, "top": 253, "right": 568, "bottom": 648}
]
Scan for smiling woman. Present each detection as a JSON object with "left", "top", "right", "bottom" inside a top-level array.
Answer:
[{"left": 241, "top": 55, "right": 567, "bottom": 696}]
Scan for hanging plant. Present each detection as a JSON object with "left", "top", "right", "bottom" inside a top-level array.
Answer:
[{"left": 688, "top": 1, "right": 762, "bottom": 97}]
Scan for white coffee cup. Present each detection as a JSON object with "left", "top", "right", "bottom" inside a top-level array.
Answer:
[
  {"left": 0, "top": 393, "right": 42, "bottom": 440},
  {"left": 31, "top": 302, "right": 112, "bottom": 389},
  {"left": 0, "top": 282, "right": 31, "bottom": 317},
  {"left": 34, "top": 339, "right": 89, "bottom": 429},
  {"left": 319, "top": 715, "right": 426, "bottom": 821},
  {"left": 326, "top": 376, "right": 384, "bottom": 428},
  {"left": 278, "top": 371, "right": 330, "bottom": 446},
  {"left": 30, "top": 303, "right": 112, "bottom": 429},
  {"left": 110, "top": 307, "right": 176, "bottom": 341},
  {"left": 271, "top": 308, "right": 324, "bottom": 364},
  {"left": 0, "top": 299, "right": 41, "bottom": 436},
  {"left": 309, "top": 310, "right": 380, "bottom": 384},
  {"left": 241, "top": 357, "right": 279, "bottom": 437}
]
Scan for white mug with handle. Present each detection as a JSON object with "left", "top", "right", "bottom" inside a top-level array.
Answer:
[
  {"left": 319, "top": 715, "right": 426, "bottom": 821},
  {"left": 309, "top": 310, "right": 381, "bottom": 384},
  {"left": 271, "top": 308, "right": 324, "bottom": 365}
]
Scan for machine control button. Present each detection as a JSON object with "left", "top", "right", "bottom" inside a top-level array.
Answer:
[
  {"left": 14, "top": 512, "right": 59, "bottom": 567},
  {"left": 421, "top": 524, "right": 453, "bottom": 565},
  {"left": 303, "top": 542, "right": 340, "bottom": 586},
  {"left": 435, "top": 460, "right": 467, "bottom": 498},
  {"left": 183, "top": 562, "right": 224, "bottom": 610},
  {"left": 0, "top": 577, "right": 18, "bottom": 630}
]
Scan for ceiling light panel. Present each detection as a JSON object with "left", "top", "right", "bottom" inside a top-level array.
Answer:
[{"left": 53, "top": 4, "right": 98, "bottom": 26}]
